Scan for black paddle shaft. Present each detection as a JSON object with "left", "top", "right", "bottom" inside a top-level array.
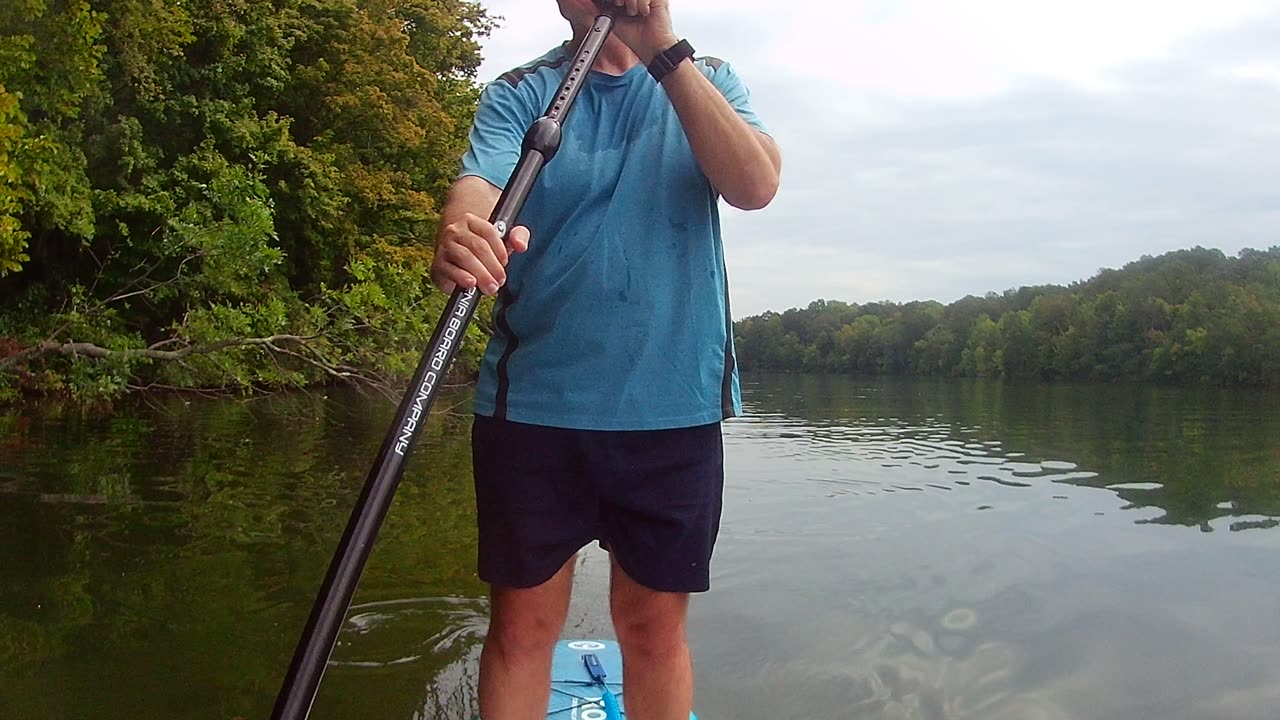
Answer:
[{"left": 270, "top": 9, "right": 618, "bottom": 720}]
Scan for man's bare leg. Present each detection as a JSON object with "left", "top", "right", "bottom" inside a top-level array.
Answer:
[
  {"left": 609, "top": 559, "right": 693, "bottom": 720},
  {"left": 478, "top": 556, "right": 576, "bottom": 720}
]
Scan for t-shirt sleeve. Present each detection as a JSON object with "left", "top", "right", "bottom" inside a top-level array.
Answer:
[
  {"left": 458, "top": 81, "right": 535, "bottom": 189},
  {"left": 704, "top": 59, "right": 770, "bottom": 136}
]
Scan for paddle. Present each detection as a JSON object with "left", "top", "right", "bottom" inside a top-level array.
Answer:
[{"left": 270, "top": 5, "right": 620, "bottom": 718}]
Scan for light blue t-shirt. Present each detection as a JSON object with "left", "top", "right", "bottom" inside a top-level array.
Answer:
[{"left": 458, "top": 43, "right": 769, "bottom": 431}]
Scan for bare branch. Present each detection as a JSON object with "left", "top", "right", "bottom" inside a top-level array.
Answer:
[
  {"left": 0, "top": 331, "right": 404, "bottom": 400},
  {"left": 100, "top": 251, "right": 203, "bottom": 307},
  {"left": 0, "top": 334, "right": 321, "bottom": 370},
  {"left": 263, "top": 339, "right": 389, "bottom": 390},
  {"left": 125, "top": 381, "right": 237, "bottom": 399}
]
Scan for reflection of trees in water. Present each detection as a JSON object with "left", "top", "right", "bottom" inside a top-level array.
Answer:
[
  {"left": 321, "top": 596, "right": 488, "bottom": 719},
  {"left": 6, "top": 377, "right": 1278, "bottom": 716},
  {"left": 0, "top": 388, "right": 485, "bottom": 718},
  {"left": 740, "top": 374, "right": 1280, "bottom": 529},
  {"left": 417, "top": 646, "right": 481, "bottom": 720}
]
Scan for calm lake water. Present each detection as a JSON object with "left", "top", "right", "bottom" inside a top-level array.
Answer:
[{"left": 3, "top": 375, "right": 1279, "bottom": 719}]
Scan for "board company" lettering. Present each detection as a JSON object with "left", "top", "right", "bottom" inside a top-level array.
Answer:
[{"left": 394, "top": 291, "right": 476, "bottom": 456}]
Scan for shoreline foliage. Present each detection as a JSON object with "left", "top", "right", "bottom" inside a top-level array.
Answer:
[
  {"left": 0, "top": 0, "right": 496, "bottom": 402},
  {"left": 734, "top": 247, "right": 1280, "bottom": 387}
]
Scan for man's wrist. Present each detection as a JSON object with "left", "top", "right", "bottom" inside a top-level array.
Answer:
[
  {"left": 646, "top": 38, "right": 695, "bottom": 83},
  {"left": 638, "top": 34, "right": 682, "bottom": 65}
]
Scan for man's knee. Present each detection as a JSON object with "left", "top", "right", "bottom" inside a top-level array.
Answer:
[
  {"left": 486, "top": 561, "right": 575, "bottom": 657},
  {"left": 615, "top": 609, "right": 687, "bottom": 660},
  {"left": 487, "top": 592, "right": 566, "bottom": 656},
  {"left": 611, "top": 567, "right": 690, "bottom": 659}
]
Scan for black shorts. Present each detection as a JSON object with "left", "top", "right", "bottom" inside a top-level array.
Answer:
[{"left": 471, "top": 415, "right": 725, "bottom": 593}]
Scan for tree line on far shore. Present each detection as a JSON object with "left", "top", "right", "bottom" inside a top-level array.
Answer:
[{"left": 734, "top": 246, "right": 1280, "bottom": 387}]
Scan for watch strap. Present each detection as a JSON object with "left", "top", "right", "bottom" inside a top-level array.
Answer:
[{"left": 648, "top": 39, "right": 695, "bottom": 83}]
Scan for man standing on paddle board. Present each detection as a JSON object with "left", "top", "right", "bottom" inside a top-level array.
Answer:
[{"left": 431, "top": 1, "right": 780, "bottom": 717}]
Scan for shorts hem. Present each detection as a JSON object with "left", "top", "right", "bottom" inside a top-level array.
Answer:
[
  {"left": 607, "top": 545, "right": 711, "bottom": 594},
  {"left": 477, "top": 540, "right": 591, "bottom": 590}
]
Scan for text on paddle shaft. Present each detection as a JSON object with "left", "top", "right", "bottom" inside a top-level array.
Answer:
[{"left": 394, "top": 290, "right": 476, "bottom": 456}]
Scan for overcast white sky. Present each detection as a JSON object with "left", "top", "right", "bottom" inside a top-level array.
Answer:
[{"left": 471, "top": 1, "right": 1280, "bottom": 318}]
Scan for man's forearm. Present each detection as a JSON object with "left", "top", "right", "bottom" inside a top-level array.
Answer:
[
  {"left": 658, "top": 59, "right": 781, "bottom": 211},
  {"left": 439, "top": 175, "right": 502, "bottom": 230}
]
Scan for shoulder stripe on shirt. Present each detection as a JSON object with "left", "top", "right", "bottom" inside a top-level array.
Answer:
[{"left": 499, "top": 46, "right": 570, "bottom": 88}]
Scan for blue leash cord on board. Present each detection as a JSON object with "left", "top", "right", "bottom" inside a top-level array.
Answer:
[{"left": 583, "top": 653, "right": 623, "bottom": 720}]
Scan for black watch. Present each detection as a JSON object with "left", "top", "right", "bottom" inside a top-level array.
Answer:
[{"left": 648, "top": 39, "right": 695, "bottom": 83}]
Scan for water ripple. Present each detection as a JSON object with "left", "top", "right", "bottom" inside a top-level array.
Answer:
[
  {"left": 330, "top": 596, "right": 488, "bottom": 669},
  {"left": 731, "top": 418, "right": 1087, "bottom": 493}
]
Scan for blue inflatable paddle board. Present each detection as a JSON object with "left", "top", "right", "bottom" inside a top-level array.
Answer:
[{"left": 547, "top": 639, "right": 698, "bottom": 719}]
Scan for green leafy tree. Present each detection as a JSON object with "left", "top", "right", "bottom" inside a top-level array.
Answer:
[
  {"left": 0, "top": 86, "right": 28, "bottom": 274},
  {"left": 0, "top": 0, "right": 495, "bottom": 399},
  {"left": 959, "top": 314, "right": 1000, "bottom": 377},
  {"left": 997, "top": 310, "right": 1035, "bottom": 377}
]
